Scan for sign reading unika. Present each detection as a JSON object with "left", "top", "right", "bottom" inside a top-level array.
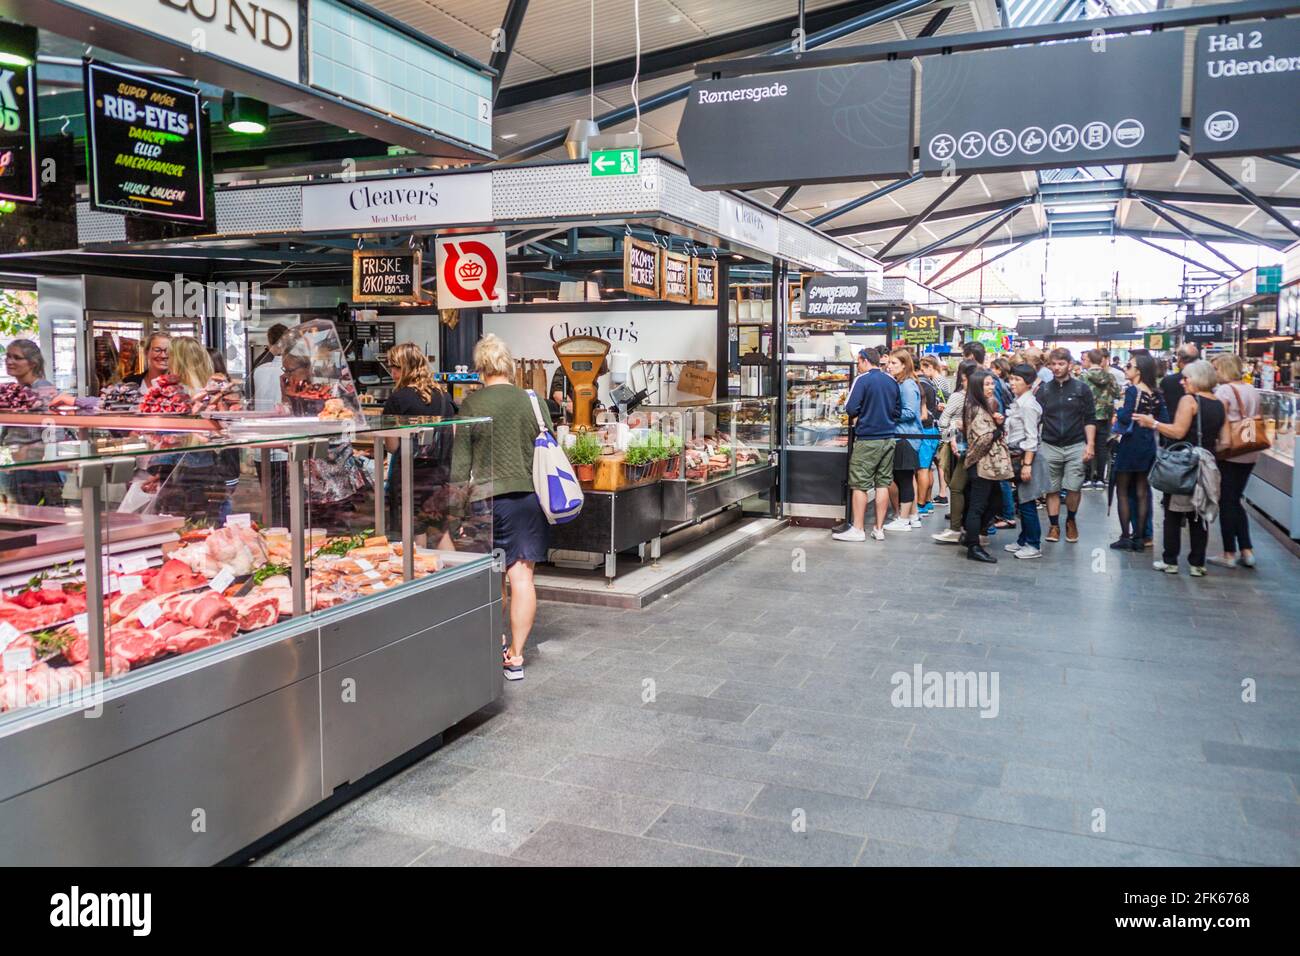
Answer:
[
  {"left": 1191, "top": 18, "right": 1300, "bottom": 159},
  {"left": 0, "top": 23, "right": 37, "bottom": 204},
  {"left": 352, "top": 248, "right": 426, "bottom": 303},
  {"left": 1184, "top": 315, "right": 1226, "bottom": 343},
  {"left": 85, "top": 62, "right": 209, "bottom": 222},
  {"left": 661, "top": 251, "right": 691, "bottom": 304},
  {"left": 919, "top": 32, "right": 1182, "bottom": 175},
  {"left": 691, "top": 257, "right": 718, "bottom": 306},
  {"left": 624, "top": 238, "right": 660, "bottom": 298},
  {"left": 435, "top": 232, "right": 505, "bottom": 308}
]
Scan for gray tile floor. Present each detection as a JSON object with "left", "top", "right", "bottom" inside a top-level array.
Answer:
[{"left": 257, "top": 494, "right": 1300, "bottom": 866}]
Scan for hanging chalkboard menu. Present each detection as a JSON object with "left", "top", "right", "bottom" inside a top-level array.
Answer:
[
  {"left": 352, "top": 248, "right": 426, "bottom": 303},
  {"left": 661, "top": 251, "right": 691, "bottom": 303},
  {"left": 84, "top": 61, "right": 209, "bottom": 222},
  {"left": 0, "top": 23, "right": 37, "bottom": 205},
  {"left": 691, "top": 257, "right": 718, "bottom": 306},
  {"left": 624, "top": 238, "right": 660, "bottom": 298}
]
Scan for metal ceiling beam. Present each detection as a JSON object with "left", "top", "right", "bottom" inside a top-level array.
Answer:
[
  {"left": 885, "top": 194, "right": 1035, "bottom": 264},
  {"left": 1263, "top": 154, "right": 1300, "bottom": 172},
  {"left": 773, "top": 186, "right": 800, "bottom": 211},
  {"left": 697, "top": 0, "right": 1300, "bottom": 75},
  {"left": 1182, "top": 146, "right": 1300, "bottom": 240},
  {"left": 494, "top": 0, "right": 937, "bottom": 164},
  {"left": 494, "top": 0, "right": 902, "bottom": 113},
  {"left": 1136, "top": 199, "right": 1244, "bottom": 274},
  {"left": 1131, "top": 189, "right": 1300, "bottom": 209},
  {"left": 924, "top": 202, "right": 1025, "bottom": 286},
  {"left": 931, "top": 238, "right": 1035, "bottom": 291},
  {"left": 1123, "top": 233, "right": 1233, "bottom": 281},
  {"left": 489, "top": 0, "right": 532, "bottom": 101},
  {"left": 1130, "top": 191, "right": 1290, "bottom": 250},
  {"left": 808, "top": 173, "right": 924, "bottom": 227},
  {"left": 878, "top": 175, "right": 970, "bottom": 258},
  {"left": 826, "top": 196, "right": 1020, "bottom": 237},
  {"left": 917, "top": 5, "right": 953, "bottom": 35}
]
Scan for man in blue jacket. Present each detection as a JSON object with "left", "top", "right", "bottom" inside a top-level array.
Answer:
[{"left": 834, "top": 347, "right": 902, "bottom": 542}]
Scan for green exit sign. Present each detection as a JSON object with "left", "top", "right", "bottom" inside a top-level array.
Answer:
[{"left": 590, "top": 148, "right": 639, "bottom": 177}]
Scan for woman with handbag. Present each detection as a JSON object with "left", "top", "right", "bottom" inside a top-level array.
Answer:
[
  {"left": 1209, "top": 354, "right": 1267, "bottom": 569},
  {"left": 1110, "top": 353, "right": 1165, "bottom": 552},
  {"left": 961, "top": 371, "right": 1014, "bottom": 564},
  {"left": 1133, "top": 360, "right": 1227, "bottom": 577},
  {"left": 932, "top": 360, "right": 980, "bottom": 544}
]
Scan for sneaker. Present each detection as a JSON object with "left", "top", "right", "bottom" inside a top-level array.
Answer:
[
  {"left": 1189, "top": 565, "right": 1208, "bottom": 577},
  {"left": 830, "top": 521, "right": 852, "bottom": 535},
  {"left": 1109, "top": 537, "right": 1132, "bottom": 551},
  {"left": 908, "top": 516, "right": 923, "bottom": 528},
  {"left": 1065, "top": 518, "right": 1079, "bottom": 543},
  {"left": 931, "top": 528, "right": 962, "bottom": 544},
  {"left": 1152, "top": 560, "right": 1179, "bottom": 574},
  {"left": 870, "top": 528, "right": 885, "bottom": 541},
  {"left": 933, "top": 496, "right": 949, "bottom": 505},
  {"left": 1014, "top": 546, "right": 1042, "bottom": 560},
  {"left": 1207, "top": 555, "right": 1238, "bottom": 569},
  {"left": 1240, "top": 553, "right": 1257, "bottom": 568},
  {"left": 1004, "top": 543, "right": 1024, "bottom": 553},
  {"left": 832, "top": 526, "right": 867, "bottom": 542},
  {"left": 503, "top": 651, "right": 524, "bottom": 681},
  {"left": 883, "top": 518, "right": 912, "bottom": 532},
  {"left": 918, "top": 504, "right": 935, "bottom": 515},
  {"left": 1045, "top": 525, "right": 1061, "bottom": 543}
]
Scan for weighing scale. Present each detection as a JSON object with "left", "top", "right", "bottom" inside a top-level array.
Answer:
[{"left": 553, "top": 334, "right": 611, "bottom": 431}]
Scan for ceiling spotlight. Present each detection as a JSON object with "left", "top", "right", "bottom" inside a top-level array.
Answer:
[
  {"left": 223, "top": 91, "right": 269, "bottom": 135},
  {"left": 731, "top": 254, "right": 743, "bottom": 261}
]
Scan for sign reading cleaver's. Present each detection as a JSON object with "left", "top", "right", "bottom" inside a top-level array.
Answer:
[
  {"left": 678, "top": 62, "right": 915, "bottom": 190},
  {"left": 918, "top": 32, "right": 1183, "bottom": 175}
]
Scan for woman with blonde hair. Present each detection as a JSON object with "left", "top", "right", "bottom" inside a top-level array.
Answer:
[
  {"left": 451, "top": 333, "right": 553, "bottom": 682},
  {"left": 125, "top": 331, "right": 171, "bottom": 388},
  {"left": 1209, "top": 353, "right": 1261, "bottom": 568},
  {"left": 382, "top": 344, "right": 454, "bottom": 548},
  {"left": 884, "top": 348, "right": 923, "bottom": 531},
  {"left": 168, "top": 336, "right": 213, "bottom": 394}
]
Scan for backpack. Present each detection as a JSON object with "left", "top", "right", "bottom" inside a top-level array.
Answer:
[{"left": 526, "top": 390, "right": 584, "bottom": 524}]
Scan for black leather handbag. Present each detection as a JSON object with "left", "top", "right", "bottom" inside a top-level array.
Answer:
[{"left": 1148, "top": 397, "right": 1202, "bottom": 496}]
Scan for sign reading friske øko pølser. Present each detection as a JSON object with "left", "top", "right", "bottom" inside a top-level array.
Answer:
[
  {"left": 85, "top": 61, "right": 209, "bottom": 222},
  {"left": 679, "top": 62, "right": 915, "bottom": 190},
  {"left": 352, "top": 249, "right": 426, "bottom": 303},
  {"left": 1191, "top": 18, "right": 1300, "bottom": 159},
  {"left": 919, "top": 32, "right": 1183, "bottom": 176}
]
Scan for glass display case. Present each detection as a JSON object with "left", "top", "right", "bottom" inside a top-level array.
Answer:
[
  {"left": 786, "top": 360, "right": 853, "bottom": 449},
  {"left": 639, "top": 398, "right": 776, "bottom": 485},
  {"left": 1245, "top": 389, "right": 1300, "bottom": 543},
  {"left": 1260, "top": 389, "right": 1296, "bottom": 463}
]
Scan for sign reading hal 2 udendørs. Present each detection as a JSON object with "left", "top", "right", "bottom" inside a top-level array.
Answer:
[
  {"left": 590, "top": 148, "right": 639, "bottom": 177},
  {"left": 919, "top": 32, "right": 1182, "bottom": 175},
  {"left": 85, "top": 62, "right": 209, "bottom": 222},
  {"left": 1191, "top": 18, "right": 1300, "bottom": 159},
  {"left": 0, "top": 23, "right": 38, "bottom": 204}
]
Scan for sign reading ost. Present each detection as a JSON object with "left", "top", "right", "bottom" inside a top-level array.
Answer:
[
  {"left": 85, "top": 62, "right": 209, "bottom": 222},
  {"left": 624, "top": 238, "right": 659, "bottom": 298}
]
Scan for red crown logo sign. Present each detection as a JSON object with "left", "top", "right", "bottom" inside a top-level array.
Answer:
[{"left": 457, "top": 259, "right": 484, "bottom": 281}]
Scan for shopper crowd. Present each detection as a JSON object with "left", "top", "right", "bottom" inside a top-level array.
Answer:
[{"left": 833, "top": 339, "right": 1265, "bottom": 576}]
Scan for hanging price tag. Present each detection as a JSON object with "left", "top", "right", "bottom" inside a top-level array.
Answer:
[
  {"left": 3, "top": 648, "right": 34, "bottom": 673},
  {"left": 364, "top": 569, "right": 383, "bottom": 582},
  {"left": 113, "top": 553, "right": 151, "bottom": 575},
  {"left": 136, "top": 601, "right": 164, "bottom": 628},
  {"left": 209, "top": 568, "right": 235, "bottom": 593}
]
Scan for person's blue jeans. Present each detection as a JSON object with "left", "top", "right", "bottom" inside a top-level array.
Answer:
[
  {"left": 1127, "top": 483, "right": 1154, "bottom": 539},
  {"left": 1017, "top": 496, "right": 1041, "bottom": 548},
  {"left": 1000, "top": 480, "right": 1016, "bottom": 521}
]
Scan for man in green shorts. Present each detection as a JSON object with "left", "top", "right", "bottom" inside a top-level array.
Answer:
[{"left": 834, "top": 348, "right": 902, "bottom": 542}]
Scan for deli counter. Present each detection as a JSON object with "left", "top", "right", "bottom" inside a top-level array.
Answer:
[
  {"left": 1245, "top": 389, "right": 1299, "bottom": 539},
  {"left": 0, "top": 412, "right": 502, "bottom": 865}
]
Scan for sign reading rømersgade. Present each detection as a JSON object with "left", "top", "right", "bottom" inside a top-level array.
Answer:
[
  {"left": 1191, "top": 18, "right": 1300, "bottom": 159},
  {"left": 919, "top": 32, "right": 1183, "bottom": 175},
  {"left": 0, "top": 22, "right": 38, "bottom": 204},
  {"left": 300, "top": 172, "right": 492, "bottom": 232},
  {"left": 678, "top": 62, "right": 915, "bottom": 190},
  {"left": 85, "top": 62, "right": 209, "bottom": 222}
]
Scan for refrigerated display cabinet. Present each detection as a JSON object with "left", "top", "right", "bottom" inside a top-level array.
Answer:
[
  {"left": 1245, "top": 389, "right": 1300, "bottom": 538},
  {"left": 0, "top": 412, "right": 501, "bottom": 865}
]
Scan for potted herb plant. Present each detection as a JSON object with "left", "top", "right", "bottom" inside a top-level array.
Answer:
[
  {"left": 622, "top": 439, "right": 653, "bottom": 484},
  {"left": 565, "top": 431, "right": 602, "bottom": 483}
]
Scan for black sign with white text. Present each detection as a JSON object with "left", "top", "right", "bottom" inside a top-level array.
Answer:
[
  {"left": 802, "top": 275, "right": 875, "bottom": 319},
  {"left": 0, "top": 22, "right": 38, "bottom": 204},
  {"left": 85, "top": 61, "right": 209, "bottom": 222},
  {"left": 919, "top": 32, "right": 1183, "bottom": 175},
  {"left": 679, "top": 62, "right": 915, "bottom": 190},
  {"left": 1191, "top": 18, "right": 1300, "bottom": 158},
  {"left": 624, "top": 238, "right": 659, "bottom": 298},
  {"left": 352, "top": 248, "right": 425, "bottom": 303},
  {"left": 1097, "top": 315, "right": 1136, "bottom": 337},
  {"left": 1052, "top": 316, "right": 1098, "bottom": 338},
  {"left": 1185, "top": 316, "right": 1226, "bottom": 343},
  {"left": 1015, "top": 319, "right": 1054, "bottom": 339}
]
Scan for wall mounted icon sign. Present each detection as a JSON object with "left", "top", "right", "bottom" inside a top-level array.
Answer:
[{"left": 435, "top": 232, "right": 506, "bottom": 309}]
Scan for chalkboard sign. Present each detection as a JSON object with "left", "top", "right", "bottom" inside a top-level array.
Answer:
[
  {"left": 661, "top": 251, "right": 691, "bottom": 303},
  {"left": 903, "top": 311, "right": 940, "bottom": 346},
  {"left": 352, "top": 248, "right": 426, "bottom": 303},
  {"left": 624, "top": 238, "right": 659, "bottom": 298},
  {"left": 0, "top": 23, "right": 37, "bottom": 204},
  {"left": 84, "top": 61, "right": 209, "bottom": 222},
  {"left": 691, "top": 257, "right": 718, "bottom": 306}
]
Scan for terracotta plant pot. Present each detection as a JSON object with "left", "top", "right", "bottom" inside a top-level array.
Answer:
[{"left": 575, "top": 463, "right": 595, "bottom": 482}]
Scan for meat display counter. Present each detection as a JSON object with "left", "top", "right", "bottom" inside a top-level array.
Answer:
[
  {"left": 0, "top": 413, "right": 501, "bottom": 865},
  {"left": 1245, "top": 389, "right": 1299, "bottom": 539}
]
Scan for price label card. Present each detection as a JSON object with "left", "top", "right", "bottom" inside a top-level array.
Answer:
[
  {"left": 209, "top": 568, "right": 235, "bottom": 593},
  {"left": 113, "top": 553, "right": 151, "bottom": 575},
  {"left": 0, "top": 621, "right": 21, "bottom": 652},
  {"left": 354, "top": 558, "right": 374, "bottom": 572},
  {"left": 118, "top": 576, "right": 144, "bottom": 596},
  {"left": 3, "top": 648, "right": 34, "bottom": 673},
  {"left": 72, "top": 613, "right": 89, "bottom": 635},
  {"left": 370, "top": 581, "right": 387, "bottom": 591},
  {"left": 364, "top": 569, "right": 383, "bottom": 581},
  {"left": 136, "top": 601, "right": 163, "bottom": 628},
  {"left": 225, "top": 513, "right": 252, "bottom": 529}
]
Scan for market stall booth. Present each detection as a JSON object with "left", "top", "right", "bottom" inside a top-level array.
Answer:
[{"left": 0, "top": 323, "right": 502, "bottom": 865}]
